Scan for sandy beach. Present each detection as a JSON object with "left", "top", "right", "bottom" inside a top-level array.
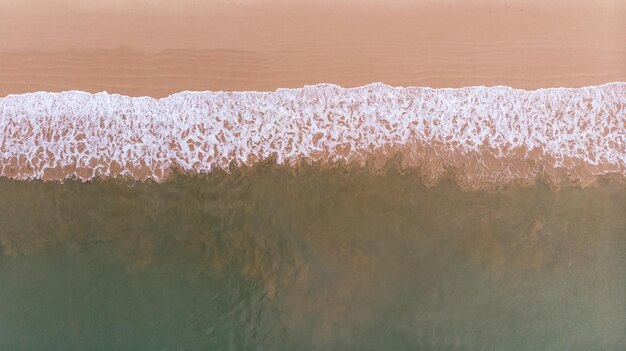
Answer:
[{"left": 1, "top": 0, "right": 624, "bottom": 97}]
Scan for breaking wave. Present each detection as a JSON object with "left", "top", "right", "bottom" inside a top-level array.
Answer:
[{"left": 1, "top": 82, "right": 624, "bottom": 190}]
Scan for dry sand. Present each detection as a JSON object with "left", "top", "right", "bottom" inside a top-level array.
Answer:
[{"left": 1, "top": 0, "right": 625, "bottom": 97}]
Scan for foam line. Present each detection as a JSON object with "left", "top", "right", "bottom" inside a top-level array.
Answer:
[{"left": 1, "top": 83, "right": 625, "bottom": 189}]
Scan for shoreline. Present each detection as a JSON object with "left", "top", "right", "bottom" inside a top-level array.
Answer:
[
  {"left": 5, "top": 81, "right": 625, "bottom": 99},
  {"left": 1, "top": 83, "right": 624, "bottom": 191}
]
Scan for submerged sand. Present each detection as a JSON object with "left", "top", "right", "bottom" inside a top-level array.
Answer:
[{"left": 1, "top": 167, "right": 625, "bottom": 349}]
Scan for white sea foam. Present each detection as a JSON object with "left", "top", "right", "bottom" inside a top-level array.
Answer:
[{"left": 1, "top": 83, "right": 625, "bottom": 186}]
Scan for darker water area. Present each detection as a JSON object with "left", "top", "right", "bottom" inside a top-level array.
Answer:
[{"left": 0, "top": 165, "right": 625, "bottom": 350}]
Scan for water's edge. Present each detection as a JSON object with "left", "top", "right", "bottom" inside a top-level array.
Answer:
[{"left": 1, "top": 82, "right": 625, "bottom": 190}]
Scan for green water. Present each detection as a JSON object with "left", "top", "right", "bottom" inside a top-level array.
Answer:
[{"left": 0, "top": 165, "right": 625, "bottom": 350}]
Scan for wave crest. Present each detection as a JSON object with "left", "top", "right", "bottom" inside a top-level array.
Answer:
[{"left": 1, "top": 83, "right": 625, "bottom": 190}]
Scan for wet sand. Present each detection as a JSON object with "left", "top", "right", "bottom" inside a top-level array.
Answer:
[{"left": 1, "top": 0, "right": 625, "bottom": 97}]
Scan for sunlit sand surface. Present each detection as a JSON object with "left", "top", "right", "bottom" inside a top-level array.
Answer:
[{"left": 1, "top": 0, "right": 624, "bottom": 96}]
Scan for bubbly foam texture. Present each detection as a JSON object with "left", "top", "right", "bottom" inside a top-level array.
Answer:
[{"left": 1, "top": 83, "right": 625, "bottom": 189}]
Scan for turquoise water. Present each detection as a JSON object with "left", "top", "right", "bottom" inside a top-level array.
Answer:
[{"left": 0, "top": 164, "right": 625, "bottom": 350}]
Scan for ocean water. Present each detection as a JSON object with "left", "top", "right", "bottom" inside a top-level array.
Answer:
[{"left": 0, "top": 164, "right": 624, "bottom": 350}]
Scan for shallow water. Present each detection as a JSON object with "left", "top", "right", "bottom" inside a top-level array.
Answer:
[{"left": 0, "top": 165, "right": 625, "bottom": 350}]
